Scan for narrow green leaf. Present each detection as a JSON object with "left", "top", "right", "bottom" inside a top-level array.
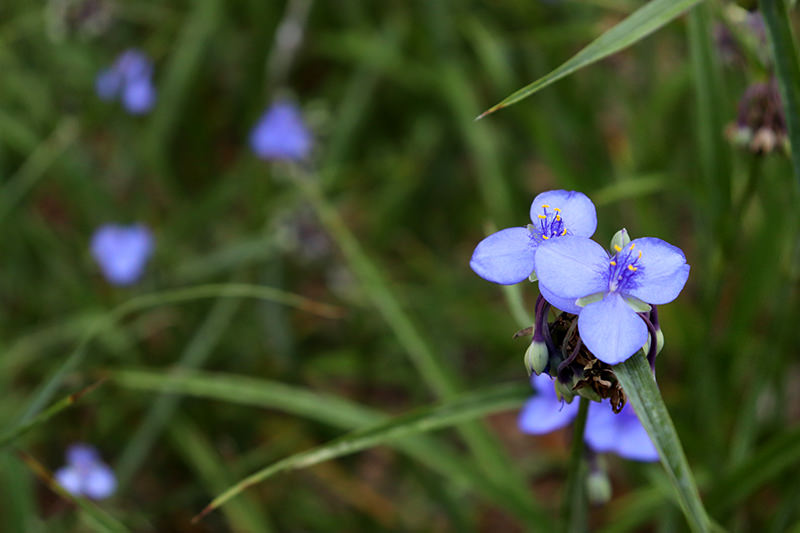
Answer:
[
  {"left": 614, "top": 353, "right": 713, "bottom": 533},
  {"left": 189, "top": 382, "right": 531, "bottom": 523},
  {"left": 760, "top": 0, "right": 800, "bottom": 185},
  {"left": 708, "top": 425, "right": 800, "bottom": 513},
  {"left": 563, "top": 397, "right": 590, "bottom": 533},
  {"left": 115, "top": 369, "right": 552, "bottom": 526},
  {"left": 477, "top": 0, "right": 703, "bottom": 118}
]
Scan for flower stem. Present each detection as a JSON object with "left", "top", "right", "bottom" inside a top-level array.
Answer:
[
  {"left": 614, "top": 353, "right": 714, "bottom": 532},
  {"left": 562, "top": 396, "right": 589, "bottom": 533}
]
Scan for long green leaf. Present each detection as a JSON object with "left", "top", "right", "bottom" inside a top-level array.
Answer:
[
  {"left": 614, "top": 353, "right": 713, "bottom": 533},
  {"left": 13, "top": 284, "right": 342, "bottom": 427},
  {"left": 477, "top": 0, "right": 703, "bottom": 118},
  {"left": 760, "top": 0, "right": 800, "bottom": 185},
  {"left": 191, "top": 381, "right": 531, "bottom": 523},
  {"left": 114, "top": 368, "right": 552, "bottom": 526}
]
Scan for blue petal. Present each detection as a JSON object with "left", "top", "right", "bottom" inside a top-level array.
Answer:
[
  {"left": 83, "top": 464, "right": 117, "bottom": 500},
  {"left": 534, "top": 236, "right": 609, "bottom": 298},
  {"left": 518, "top": 374, "right": 579, "bottom": 434},
  {"left": 584, "top": 402, "right": 658, "bottom": 462},
  {"left": 115, "top": 49, "right": 153, "bottom": 81},
  {"left": 530, "top": 190, "right": 597, "bottom": 237},
  {"left": 624, "top": 238, "right": 690, "bottom": 305},
  {"left": 578, "top": 292, "right": 648, "bottom": 364},
  {"left": 54, "top": 466, "right": 83, "bottom": 496},
  {"left": 539, "top": 282, "right": 581, "bottom": 314},
  {"left": 95, "top": 68, "right": 122, "bottom": 100},
  {"left": 67, "top": 443, "right": 99, "bottom": 467},
  {"left": 122, "top": 79, "right": 156, "bottom": 115},
  {"left": 613, "top": 404, "right": 659, "bottom": 462},
  {"left": 470, "top": 227, "right": 536, "bottom": 285}
]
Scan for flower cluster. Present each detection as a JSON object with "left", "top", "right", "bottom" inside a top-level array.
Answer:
[
  {"left": 91, "top": 224, "right": 154, "bottom": 286},
  {"left": 55, "top": 444, "right": 116, "bottom": 500},
  {"left": 519, "top": 374, "right": 657, "bottom": 462},
  {"left": 95, "top": 49, "right": 157, "bottom": 114},
  {"left": 472, "top": 189, "right": 688, "bottom": 461}
]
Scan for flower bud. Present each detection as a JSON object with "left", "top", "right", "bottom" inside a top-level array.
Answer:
[
  {"left": 555, "top": 378, "right": 577, "bottom": 402},
  {"left": 586, "top": 469, "right": 612, "bottom": 505},
  {"left": 644, "top": 327, "right": 665, "bottom": 356},
  {"left": 524, "top": 341, "right": 549, "bottom": 376},
  {"left": 609, "top": 228, "right": 631, "bottom": 252}
]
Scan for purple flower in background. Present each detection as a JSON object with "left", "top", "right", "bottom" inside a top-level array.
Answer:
[
  {"left": 535, "top": 236, "right": 689, "bottom": 364},
  {"left": 91, "top": 224, "right": 154, "bottom": 286},
  {"left": 470, "top": 190, "right": 596, "bottom": 312},
  {"left": 250, "top": 101, "right": 312, "bottom": 161},
  {"left": 518, "top": 374, "right": 657, "bottom": 461},
  {"left": 95, "top": 49, "right": 156, "bottom": 114},
  {"left": 54, "top": 443, "right": 116, "bottom": 499},
  {"left": 585, "top": 401, "right": 658, "bottom": 462}
]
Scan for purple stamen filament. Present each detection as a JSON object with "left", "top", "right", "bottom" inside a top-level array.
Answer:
[
  {"left": 533, "top": 204, "right": 568, "bottom": 241},
  {"left": 608, "top": 243, "right": 643, "bottom": 292}
]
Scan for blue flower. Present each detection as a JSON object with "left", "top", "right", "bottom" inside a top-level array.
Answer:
[
  {"left": 535, "top": 236, "right": 689, "bottom": 364},
  {"left": 95, "top": 49, "right": 156, "bottom": 114},
  {"left": 469, "top": 190, "right": 596, "bottom": 311},
  {"left": 91, "top": 224, "right": 154, "bottom": 286},
  {"left": 54, "top": 443, "right": 116, "bottom": 499},
  {"left": 250, "top": 101, "right": 312, "bottom": 161},
  {"left": 518, "top": 374, "right": 657, "bottom": 462}
]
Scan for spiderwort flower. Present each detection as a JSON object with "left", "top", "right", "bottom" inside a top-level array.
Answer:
[
  {"left": 250, "top": 101, "right": 312, "bottom": 161},
  {"left": 95, "top": 49, "right": 156, "bottom": 114},
  {"left": 470, "top": 190, "right": 596, "bottom": 311},
  {"left": 535, "top": 236, "right": 689, "bottom": 364},
  {"left": 54, "top": 444, "right": 116, "bottom": 499},
  {"left": 519, "top": 374, "right": 657, "bottom": 461},
  {"left": 91, "top": 224, "right": 154, "bottom": 286}
]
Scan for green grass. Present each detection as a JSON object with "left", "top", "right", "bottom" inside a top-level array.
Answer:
[{"left": 0, "top": 0, "right": 798, "bottom": 531}]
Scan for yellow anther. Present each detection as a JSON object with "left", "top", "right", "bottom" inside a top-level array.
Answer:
[
  {"left": 610, "top": 261, "right": 616, "bottom": 266},
  {"left": 561, "top": 228, "right": 567, "bottom": 236},
  {"left": 542, "top": 235, "right": 549, "bottom": 240},
  {"left": 555, "top": 215, "right": 561, "bottom": 221},
  {"left": 628, "top": 265, "right": 638, "bottom": 272},
  {"left": 553, "top": 207, "right": 562, "bottom": 212},
  {"left": 613, "top": 245, "right": 622, "bottom": 252},
  {"left": 638, "top": 251, "right": 642, "bottom": 259},
  {"left": 541, "top": 204, "right": 550, "bottom": 208},
  {"left": 630, "top": 243, "right": 635, "bottom": 250},
  {"left": 538, "top": 214, "right": 547, "bottom": 219}
]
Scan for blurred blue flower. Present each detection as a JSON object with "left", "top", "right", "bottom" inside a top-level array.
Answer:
[
  {"left": 249, "top": 101, "right": 312, "bottom": 161},
  {"left": 470, "top": 190, "right": 596, "bottom": 311},
  {"left": 54, "top": 443, "right": 116, "bottom": 499},
  {"left": 95, "top": 49, "right": 156, "bottom": 114},
  {"left": 518, "top": 374, "right": 657, "bottom": 461},
  {"left": 535, "top": 236, "right": 689, "bottom": 364},
  {"left": 91, "top": 224, "right": 154, "bottom": 286}
]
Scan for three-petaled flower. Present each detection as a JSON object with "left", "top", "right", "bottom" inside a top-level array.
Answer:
[
  {"left": 519, "top": 374, "right": 658, "bottom": 461},
  {"left": 470, "top": 190, "right": 596, "bottom": 313},
  {"left": 95, "top": 49, "right": 157, "bottom": 114},
  {"left": 91, "top": 224, "right": 154, "bottom": 286},
  {"left": 535, "top": 235, "right": 689, "bottom": 364},
  {"left": 55, "top": 443, "right": 116, "bottom": 500},
  {"left": 250, "top": 101, "right": 312, "bottom": 161}
]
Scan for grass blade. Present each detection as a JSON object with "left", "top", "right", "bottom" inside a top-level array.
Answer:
[
  {"left": 477, "top": 0, "right": 703, "bottom": 118},
  {"left": 614, "top": 353, "right": 713, "bottom": 533},
  {"left": 114, "top": 368, "right": 553, "bottom": 526},
  {"left": 191, "top": 381, "right": 531, "bottom": 523},
  {"left": 760, "top": 0, "right": 800, "bottom": 185}
]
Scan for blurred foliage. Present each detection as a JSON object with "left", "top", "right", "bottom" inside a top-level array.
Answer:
[{"left": 0, "top": 0, "right": 798, "bottom": 531}]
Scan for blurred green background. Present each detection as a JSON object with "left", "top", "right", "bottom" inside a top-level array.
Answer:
[{"left": 1, "top": 0, "right": 799, "bottom": 531}]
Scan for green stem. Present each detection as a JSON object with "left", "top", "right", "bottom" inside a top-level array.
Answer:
[
  {"left": 563, "top": 397, "right": 590, "bottom": 533},
  {"left": 760, "top": 0, "right": 800, "bottom": 186},
  {"left": 614, "top": 353, "right": 713, "bottom": 533}
]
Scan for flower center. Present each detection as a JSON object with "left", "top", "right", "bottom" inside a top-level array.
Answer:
[
  {"left": 530, "top": 204, "right": 568, "bottom": 242},
  {"left": 607, "top": 242, "right": 643, "bottom": 292}
]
